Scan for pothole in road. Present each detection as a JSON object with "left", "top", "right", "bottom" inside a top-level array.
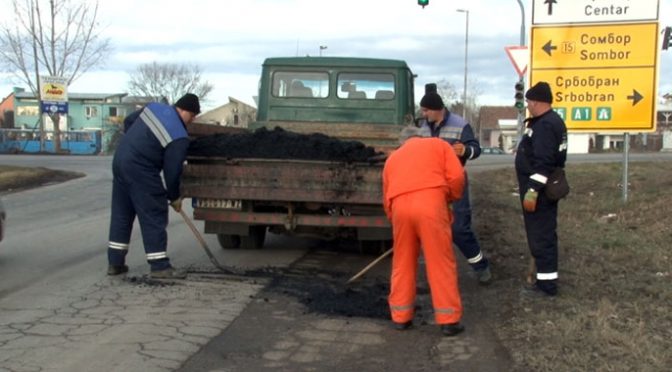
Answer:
[
  {"left": 264, "top": 267, "right": 390, "bottom": 319},
  {"left": 119, "top": 260, "right": 392, "bottom": 319}
]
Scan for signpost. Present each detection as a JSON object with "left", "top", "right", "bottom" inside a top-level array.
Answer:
[
  {"left": 530, "top": 0, "right": 661, "bottom": 202},
  {"left": 39, "top": 76, "right": 69, "bottom": 114},
  {"left": 38, "top": 75, "right": 69, "bottom": 153}
]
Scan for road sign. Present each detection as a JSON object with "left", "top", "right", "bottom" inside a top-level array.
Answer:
[
  {"left": 532, "top": 0, "right": 660, "bottom": 25},
  {"left": 505, "top": 46, "right": 529, "bottom": 77},
  {"left": 531, "top": 23, "right": 658, "bottom": 69},
  {"left": 529, "top": 15, "right": 659, "bottom": 132},
  {"left": 530, "top": 67, "right": 657, "bottom": 131}
]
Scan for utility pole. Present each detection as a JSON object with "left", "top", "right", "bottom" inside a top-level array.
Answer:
[
  {"left": 516, "top": 0, "right": 526, "bottom": 145},
  {"left": 457, "top": 9, "right": 469, "bottom": 120}
]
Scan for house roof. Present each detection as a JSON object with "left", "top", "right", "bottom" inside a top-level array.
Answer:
[
  {"left": 15, "top": 92, "right": 127, "bottom": 100},
  {"left": 477, "top": 106, "right": 518, "bottom": 130}
]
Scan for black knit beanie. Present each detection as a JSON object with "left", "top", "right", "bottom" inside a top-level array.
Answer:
[
  {"left": 175, "top": 93, "right": 201, "bottom": 114},
  {"left": 525, "top": 82, "right": 553, "bottom": 103},
  {"left": 420, "top": 92, "right": 445, "bottom": 110}
]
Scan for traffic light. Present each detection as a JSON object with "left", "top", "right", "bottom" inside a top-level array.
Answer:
[
  {"left": 514, "top": 81, "right": 525, "bottom": 110},
  {"left": 418, "top": 0, "right": 429, "bottom": 8},
  {"left": 663, "top": 27, "right": 672, "bottom": 50}
]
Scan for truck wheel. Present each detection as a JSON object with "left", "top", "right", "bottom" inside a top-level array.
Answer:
[
  {"left": 240, "top": 226, "right": 266, "bottom": 249},
  {"left": 217, "top": 234, "right": 241, "bottom": 249}
]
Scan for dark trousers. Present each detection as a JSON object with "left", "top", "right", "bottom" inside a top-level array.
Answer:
[
  {"left": 519, "top": 185, "right": 559, "bottom": 294},
  {"left": 108, "top": 162, "right": 171, "bottom": 271},
  {"left": 452, "top": 174, "right": 488, "bottom": 271}
]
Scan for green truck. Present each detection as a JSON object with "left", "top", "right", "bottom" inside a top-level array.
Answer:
[{"left": 181, "top": 57, "right": 416, "bottom": 250}]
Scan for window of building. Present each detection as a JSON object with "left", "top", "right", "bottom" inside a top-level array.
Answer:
[
  {"left": 17, "top": 106, "right": 39, "bottom": 116},
  {"left": 108, "top": 106, "right": 123, "bottom": 117},
  {"left": 272, "top": 71, "right": 329, "bottom": 98},
  {"left": 85, "top": 106, "right": 98, "bottom": 118},
  {"left": 337, "top": 73, "right": 395, "bottom": 100}
]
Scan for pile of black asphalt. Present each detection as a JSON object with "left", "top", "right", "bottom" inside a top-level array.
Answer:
[{"left": 188, "top": 126, "right": 380, "bottom": 162}]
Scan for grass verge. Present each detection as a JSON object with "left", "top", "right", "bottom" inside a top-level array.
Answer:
[
  {"left": 471, "top": 161, "right": 671, "bottom": 371},
  {"left": 0, "top": 165, "right": 84, "bottom": 194}
]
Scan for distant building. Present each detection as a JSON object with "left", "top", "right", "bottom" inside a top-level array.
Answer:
[
  {"left": 476, "top": 106, "right": 518, "bottom": 152},
  {"left": 197, "top": 97, "right": 256, "bottom": 128},
  {"left": 0, "top": 88, "right": 19, "bottom": 128},
  {"left": 476, "top": 103, "right": 671, "bottom": 154},
  {"left": 3, "top": 88, "right": 153, "bottom": 153},
  {"left": 658, "top": 95, "right": 672, "bottom": 151}
]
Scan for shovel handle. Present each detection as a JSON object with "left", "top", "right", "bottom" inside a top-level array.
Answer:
[
  {"left": 347, "top": 248, "right": 393, "bottom": 284},
  {"left": 179, "top": 209, "right": 231, "bottom": 273}
]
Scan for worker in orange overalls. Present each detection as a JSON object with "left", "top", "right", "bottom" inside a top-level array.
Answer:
[{"left": 383, "top": 126, "right": 466, "bottom": 337}]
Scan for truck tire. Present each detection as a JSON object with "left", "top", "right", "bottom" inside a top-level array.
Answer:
[
  {"left": 217, "top": 234, "right": 241, "bottom": 249},
  {"left": 240, "top": 226, "right": 266, "bottom": 249}
]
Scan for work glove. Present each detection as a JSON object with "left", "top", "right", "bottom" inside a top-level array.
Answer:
[
  {"left": 170, "top": 198, "right": 183, "bottom": 213},
  {"left": 452, "top": 142, "right": 466, "bottom": 157},
  {"left": 522, "top": 188, "right": 538, "bottom": 213}
]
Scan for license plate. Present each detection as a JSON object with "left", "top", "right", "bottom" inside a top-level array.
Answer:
[{"left": 194, "top": 198, "right": 242, "bottom": 210}]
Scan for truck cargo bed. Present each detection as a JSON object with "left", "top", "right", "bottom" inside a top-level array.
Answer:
[{"left": 182, "top": 157, "right": 384, "bottom": 205}]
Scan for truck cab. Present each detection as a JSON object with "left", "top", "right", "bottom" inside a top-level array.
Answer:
[{"left": 253, "top": 57, "right": 416, "bottom": 150}]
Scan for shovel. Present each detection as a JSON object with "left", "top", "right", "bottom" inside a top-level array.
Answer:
[
  {"left": 526, "top": 256, "right": 536, "bottom": 284},
  {"left": 346, "top": 247, "right": 393, "bottom": 284},
  {"left": 178, "top": 209, "right": 239, "bottom": 275}
]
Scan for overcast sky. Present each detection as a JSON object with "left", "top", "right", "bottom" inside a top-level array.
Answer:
[{"left": 1, "top": 0, "right": 671, "bottom": 111}]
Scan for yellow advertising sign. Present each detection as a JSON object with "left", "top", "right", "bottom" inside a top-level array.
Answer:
[
  {"left": 39, "top": 76, "right": 68, "bottom": 102},
  {"left": 530, "top": 67, "right": 656, "bottom": 131},
  {"left": 531, "top": 23, "right": 658, "bottom": 70}
]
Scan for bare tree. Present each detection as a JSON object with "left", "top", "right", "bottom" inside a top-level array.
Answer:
[
  {"left": 127, "top": 62, "right": 214, "bottom": 105},
  {"left": 436, "top": 79, "right": 460, "bottom": 107},
  {"left": 437, "top": 77, "right": 482, "bottom": 125},
  {"left": 0, "top": 0, "right": 111, "bottom": 153}
]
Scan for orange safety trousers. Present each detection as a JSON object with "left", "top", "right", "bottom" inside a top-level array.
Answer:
[{"left": 388, "top": 187, "right": 462, "bottom": 325}]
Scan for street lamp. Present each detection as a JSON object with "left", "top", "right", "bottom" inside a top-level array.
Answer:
[
  {"left": 319, "top": 45, "right": 327, "bottom": 56},
  {"left": 457, "top": 9, "right": 469, "bottom": 120}
]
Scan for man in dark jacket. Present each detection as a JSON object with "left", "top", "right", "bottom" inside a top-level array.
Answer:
[
  {"left": 107, "top": 93, "right": 201, "bottom": 279},
  {"left": 418, "top": 85, "right": 492, "bottom": 285},
  {"left": 515, "top": 81, "right": 568, "bottom": 296}
]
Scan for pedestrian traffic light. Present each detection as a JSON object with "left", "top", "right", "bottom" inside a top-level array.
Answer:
[
  {"left": 514, "top": 81, "right": 525, "bottom": 110},
  {"left": 663, "top": 27, "right": 672, "bottom": 50},
  {"left": 418, "top": 0, "right": 429, "bottom": 8}
]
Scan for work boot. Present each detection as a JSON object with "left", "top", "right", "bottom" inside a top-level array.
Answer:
[
  {"left": 520, "top": 282, "right": 557, "bottom": 298},
  {"left": 440, "top": 322, "right": 465, "bottom": 337},
  {"left": 107, "top": 265, "right": 129, "bottom": 276},
  {"left": 150, "top": 267, "right": 187, "bottom": 280},
  {"left": 393, "top": 320, "right": 413, "bottom": 331},
  {"left": 477, "top": 266, "right": 492, "bottom": 285}
]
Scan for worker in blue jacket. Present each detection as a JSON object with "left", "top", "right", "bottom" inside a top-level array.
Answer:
[
  {"left": 417, "top": 84, "right": 492, "bottom": 285},
  {"left": 107, "top": 93, "right": 200, "bottom": 279}
]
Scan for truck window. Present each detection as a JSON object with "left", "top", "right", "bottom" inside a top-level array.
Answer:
[
  {"left": 337, "top": 73, "right": 395, "bottom": 100},
  {"left": 272, "top": 71, "right": 329, "bottom": 98}
]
